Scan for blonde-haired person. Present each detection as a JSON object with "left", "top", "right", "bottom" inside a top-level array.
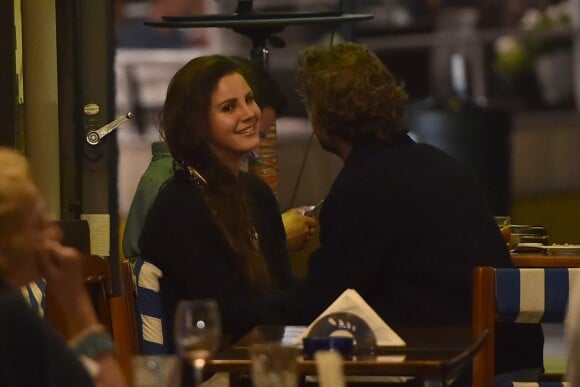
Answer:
[{"left": 0, "top": 147, "right": 125, "bottom": 387}]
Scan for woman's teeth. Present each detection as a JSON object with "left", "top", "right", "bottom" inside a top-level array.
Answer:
[{"left": 236, "top": 127, "right": 255, "bottom": 135}]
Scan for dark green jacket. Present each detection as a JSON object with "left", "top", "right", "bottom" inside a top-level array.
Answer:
[{"left": 123, "top": 141, "right": 173, "bottom": 260}]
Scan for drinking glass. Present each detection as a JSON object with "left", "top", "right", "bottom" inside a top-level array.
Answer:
[
  {"left": 494, "top": 216, "right": 517, "bottom": 251},
  {"left": 131, "top": 355, "right": 180, "bottom": 387},
  {"left": 174, "top": 299, "right": 221, "bottom": 386},
  {"left": 250, "top": 343, "right": 298, "bottom": 387},
  {"left": 494, "top": 216, "right": 511, "bottom": 244}
]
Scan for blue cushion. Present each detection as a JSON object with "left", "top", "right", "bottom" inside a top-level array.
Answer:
[
  {"left": 495, "top": 268, "right": 580, "bottom": 323},
  {"left": 20, "top": 279, "right": 47, "bottom": 317},
  {"left": 495, "top": 381, "right": 569, "bottom": 387},
  {"left": 133, "top": 258, "right": 169, "bottom": 354}
]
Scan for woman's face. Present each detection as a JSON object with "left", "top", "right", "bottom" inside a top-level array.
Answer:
[
  {"left": 7, "top": 193, "right": 55, "bottom": 286},
  {"left": 207, "top": 72, "right": 261, "bottom": 171}
]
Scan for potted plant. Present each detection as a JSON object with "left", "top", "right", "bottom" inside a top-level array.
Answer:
[{"left": 494, "top": 1, "right": 573, "bottom": 107}]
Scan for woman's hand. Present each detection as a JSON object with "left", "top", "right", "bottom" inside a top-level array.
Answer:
[
  {"left": 39, "top": 240, "right": 86, "bottom": 300},
  {"left": 37, "top": 234, "right": 99, "bottom": 337},
  {"left": 282, "top": 207, "right": 319, "bottom": 251}
]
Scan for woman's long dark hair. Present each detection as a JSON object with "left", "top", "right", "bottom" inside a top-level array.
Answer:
[{"left": 161, "top": 55, "right": 270, "bottom": 294}]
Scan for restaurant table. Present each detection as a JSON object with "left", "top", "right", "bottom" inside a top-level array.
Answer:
[
  {"left": 207, "top": 325, "right": 487, "bottom": 387},
  {"left": 511, "top": 253, "right": 580, "bottom": 267}
]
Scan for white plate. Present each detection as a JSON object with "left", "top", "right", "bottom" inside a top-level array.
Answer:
[{"left": 518, "top": 243, "right": 544, "bottom": 248}]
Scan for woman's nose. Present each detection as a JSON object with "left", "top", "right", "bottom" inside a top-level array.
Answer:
[{"left": 240, "top": 102, "right": 259, "bottom": 121}]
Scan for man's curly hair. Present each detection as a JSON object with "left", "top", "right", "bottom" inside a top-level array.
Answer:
[{"left": 298, "top": 42, "right": 408, "bottom": 145}]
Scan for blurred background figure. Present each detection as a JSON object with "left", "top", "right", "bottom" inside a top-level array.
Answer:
[{"left": 0, "top": 147, "right": 125, "bottom": 387}]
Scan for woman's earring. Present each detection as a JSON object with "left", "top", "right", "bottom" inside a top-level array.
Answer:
[{"left": 187, "top": 166, "right": 208, "bottom": 187}]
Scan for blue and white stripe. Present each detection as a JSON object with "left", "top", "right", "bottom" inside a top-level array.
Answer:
[
  {"left": 495, "top": 382, "right": 569, "bottom": 387},
  {"left": 20, "top": 279, "right": 47, "bottom": 317},
  {"left": 495, "top": 268, "right": 580, "bottom": 323},
  {"left": 133, "top": 258, "right": 169, "bottom": 354}
]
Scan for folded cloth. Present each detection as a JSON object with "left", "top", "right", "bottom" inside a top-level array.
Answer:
[{"left": 295, "top": 289, "right": 405, "bottom": 347}]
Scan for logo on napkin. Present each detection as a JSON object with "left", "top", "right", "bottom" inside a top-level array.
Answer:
[{"left": 295, "top": 289, "right": 405, "bottom": 347}]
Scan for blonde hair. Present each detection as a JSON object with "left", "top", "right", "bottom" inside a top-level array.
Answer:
[
  {"left": 298, "top": 42, "right": 408, "bottom": 145},
  {"left": 0, "top": 147, "right": 38, "bottom": 276}
]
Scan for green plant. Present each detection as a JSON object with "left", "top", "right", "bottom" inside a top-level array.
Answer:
[{"left": 494, "top": 1, "right": 571, "bottom": 76}]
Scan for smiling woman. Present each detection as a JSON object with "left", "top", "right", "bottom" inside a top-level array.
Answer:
[
  {"left": 139, "top": 56, "right": 295, "bottom": 356},
  {"left": 207, "top": 72, "right": 262, "bottom": 172}
]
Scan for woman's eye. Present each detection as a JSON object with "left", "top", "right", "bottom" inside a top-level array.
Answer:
[
  {"left": 246, "top": 95, "right": 255, "bottom": 104},
  {"left": 221, "top": 104, "right": 234, "bottom": 113}
]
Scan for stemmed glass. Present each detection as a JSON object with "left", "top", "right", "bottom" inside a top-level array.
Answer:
[{"left": 174, "top": 299, "right": 222, "bottom": 386}]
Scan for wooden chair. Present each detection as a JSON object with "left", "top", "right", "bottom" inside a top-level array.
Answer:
[
  {"left": 110, "top": 259, "right": 169, "bottom": 381},
  {"left": 45, "top": 254, "right": 113, "bottom": 337},
  {"left": 45, "top": 221, "right": 109, "bottom": 335},
  {"left": 109, "top": 260, "right": 140, "bottom": 383},
  {"left": 472, "top": 266, "right": 579, "bottom": 387},
  {"left": 512, "top": 254, "right": 580, "bottom": 268},
  {"left": 42, "top": 254, "right": 139, "bottom": 382},
  {"left": 56, "top": 219, "right": 91, "bottom": 255}
]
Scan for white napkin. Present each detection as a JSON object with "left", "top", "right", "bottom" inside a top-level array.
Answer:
[{"left": 294, "top": 289, "right": 406, "bottom": 346}]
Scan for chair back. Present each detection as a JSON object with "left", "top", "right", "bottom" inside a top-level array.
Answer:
[
  {"left": 473, "top": 266, "right": 580, "bottom": 387},
  {"left": 494, "top": 381, "right": 570, "bottom": 387},
  {"left": 56, "top": 219, "right": 91, "bottom": 254},
  {"left": 133, "top": 258, "right": 170, "bottom": 354},
  {"left": 45, "top": 254, "right": 112, "bottom": 337},
  {"left": 109, "top": 260, "right": 141, "bottom": 383},
  {"left": 495, "top": 268, "right": 575, "bottom": 324}
]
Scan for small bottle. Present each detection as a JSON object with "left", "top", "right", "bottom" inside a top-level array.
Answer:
[{"left": 249, "top": 123, "right": 279, "bottom": 197}]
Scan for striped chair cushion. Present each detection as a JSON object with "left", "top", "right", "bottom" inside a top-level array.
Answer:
[
  {"left": 20, "top": 279, "right": 47, "bottom": 317},
  {"left": 495, "top": 268, "right": 580, "bottom": 323},
  {"left": 495, "top": 382, "right": 569, "bottom": 387},
  {"left": 133, "top": 258, "right": 169, "bottom": 354}
]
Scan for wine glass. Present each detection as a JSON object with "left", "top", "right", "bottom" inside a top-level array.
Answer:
[{"left": 174, "top": 299, "right": 221, "bottom": 386}]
